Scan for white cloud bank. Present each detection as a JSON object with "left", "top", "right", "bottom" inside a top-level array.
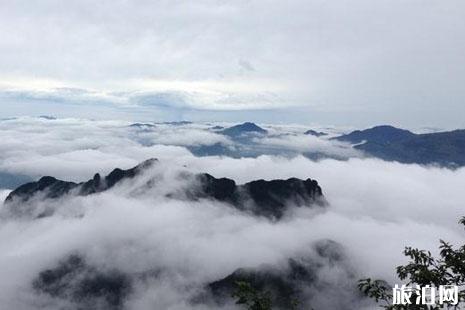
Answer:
[
  {"left": 0, "top": 118, "right": 464, "bottom": 309},
  {"left": 0, "top": 117, "right": 357, "bottom": 182},
  {"left": 1, "top": 0, "right": 465, "bottom": 127}
]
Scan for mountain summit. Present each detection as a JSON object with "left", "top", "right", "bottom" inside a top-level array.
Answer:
[
  {"left": 333, "top": 125, "right": 415, "bottom": 144},
  {"left": 221, "top": 122, "right": 268, "bottom": 137},
  {"left": 334, "top": 125, "right": 465, "bottom": 167},
  {"left": 4, "top": 159, "right": 324, "bottom": 219}
]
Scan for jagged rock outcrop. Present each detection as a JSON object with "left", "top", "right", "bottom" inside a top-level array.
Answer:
[
  {"left": 5, "top": 158, "right": 158, "bottom": 205},
  {"left": 193, "top": 174, "right": 323, "bottom": 218},
  {"left": 4, "top": 159, "right": 324, "bottom": 219}
]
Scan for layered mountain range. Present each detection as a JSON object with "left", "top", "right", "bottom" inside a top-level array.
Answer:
[
  {"left": 333, "top": 125, "right": 465, "bottom": 167},
  {"left": 190, "top": 122, "right": 465, "bottom": 167},
  {"left": 1, "top": 159, "right": 349, "bottom": 310}
]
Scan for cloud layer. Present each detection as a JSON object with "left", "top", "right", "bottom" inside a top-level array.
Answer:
[
  {"left": 0, "top": 117, "right": 356, "bottom": 183},
  {"left": 1, "top": 1, "right": 465, "bottom": 127},
  {"left": 0, "top": 117, "right": 464, "bottom": 309}
]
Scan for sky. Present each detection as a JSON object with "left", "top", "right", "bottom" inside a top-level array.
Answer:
[{"left": 1, "top": 0, "right": 465, "bottom": 128}]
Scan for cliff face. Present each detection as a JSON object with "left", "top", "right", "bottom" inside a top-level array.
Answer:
[{"left": 4, "top": 159, "right": 325, "bottom": 219}]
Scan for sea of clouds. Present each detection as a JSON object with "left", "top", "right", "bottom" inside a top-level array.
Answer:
[{"left": 0, "top": 117, "right": 464, "bottom": 309}]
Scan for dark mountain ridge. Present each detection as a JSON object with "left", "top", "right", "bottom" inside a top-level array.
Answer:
[
  {"left": 5, "top": 159, "right": 324, "bottom": 219},
  {"left": 33, "top": 240, "right": 355, "bottom": 310},
  {"left": 33, "top": 254, "right": 131, "bottom": 310},
  {"left": 221, "top": 122, "right": 268, "bottom": 137},
  {"left": 356, "top": 129, "right": 465, "bottom": 167},
  {"left": 333, "top": 125, "right": 415, "bottom": 145},
  {"left": 334, "top": 125, "right": 465, "bottom": 167},
  {"left": 5, "top": 159, "right": 157, "bottom": 205},
  {"left": 304, "top": 129, "right": 327, "bottom": 137},
  {"left": 205, "top": 239, "right": 356, "bottom": 310}
]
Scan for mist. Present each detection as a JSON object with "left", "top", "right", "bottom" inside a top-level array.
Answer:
[{"left": 0, "top": 120, "right": 464, "bottom": 309}]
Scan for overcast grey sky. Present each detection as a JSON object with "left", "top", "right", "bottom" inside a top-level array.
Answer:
[{"left": 0, "top": 0, "right": 464, "bottom": 128}]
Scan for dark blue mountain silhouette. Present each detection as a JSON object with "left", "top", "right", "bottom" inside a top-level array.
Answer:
[
  {"left": 206, "top": 240, "right": 350, "bottom": 309},
  {"left": 5, "top": 159, "right": 324, "bottom": 219},
  {"left": 221, "top": 122, "right": 267, "bottom": 137},
  {"left": 356, "top": 129, "right": 465, "bottom": 167},
  {"left": 333, "top": 125, "right": 415, "bottom": 144},
  {"left": 334, "top": 125, "right": 465, "bottom": 167},
  {"left": 0, "top": 172, "right": 33, "bottom": 189},
  {"left": 304, "top": 129, "right": 327, "bottom": 137},
  {"left": 129, "top": 122, "right": 156, "bottom": 128}
]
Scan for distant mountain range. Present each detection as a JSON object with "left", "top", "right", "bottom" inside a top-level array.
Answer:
[
  {"left": 333, "top": 125, "right": 465, "bottom": 167},
  {"left": 190, "top": 122, "right": 271, "bottom": 157},
  {"left": 14, "top": 118, "right": 465, "bottom": 167},
  {"left": 203, "top": 122, "right": 465, "bottom": 167},
  {"left": 0, "top": 172, "right": 32, "bottom": 189}
]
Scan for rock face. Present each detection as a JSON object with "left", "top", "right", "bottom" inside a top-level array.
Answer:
[
  {"left": 208, "top": 260, "right": 310, "bottom": 309},
  {"left": 32, "top": 241, "right": 355, "bottom": 310},
  {"left": 207, "top": 240, "right": 357, "bottom": 310},
  {"left": 4, "top": 159, "right": 324, "bottom": 219},
  {"left": 33, "top": 255, "right": 131, "bottom": 310},
  {"left": 194, "top": 174, "right": 324, "bottom": 219},
  {"left": 5, "top": 159, "right": 158, "bottom": 205}
]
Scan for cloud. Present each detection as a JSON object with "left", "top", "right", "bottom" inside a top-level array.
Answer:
[
  {"left": 0, "top": 117, "right": 195, "bottom": 182},
  {"left": 0, "top": 117, "right": 356, "bottom": 183},
  {"left": 238, "top": 59, "right": 255, "bottom": 72},
  {"left": 1, "top": 0, "right": 465, "bottom": 126},
  {"left": 133, "top": 125, "right": 233, "bottom": 147},
  {"left": 0, "top": 118, "right": 465, "bottom": 308},
  {"left": 257, "top": 134, "right": 362, "bottom": 158}
]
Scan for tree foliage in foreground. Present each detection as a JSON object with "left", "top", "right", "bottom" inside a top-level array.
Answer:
[
  {"left": 232, "top": 281, "right": 273, "bottom": 310},
  {"left": 359, "top": 217, "right": 465, "bottom": 309},
  {"left": 231, "top": 281, "right": 301, "bottom": 310}
]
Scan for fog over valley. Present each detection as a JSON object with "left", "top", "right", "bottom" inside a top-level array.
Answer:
[
  {"left": 0, "top": 117, "right": 464, "bottom": 309},
  {"left": 1, "top": 1, "right": 465, "bottom": 308}
]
